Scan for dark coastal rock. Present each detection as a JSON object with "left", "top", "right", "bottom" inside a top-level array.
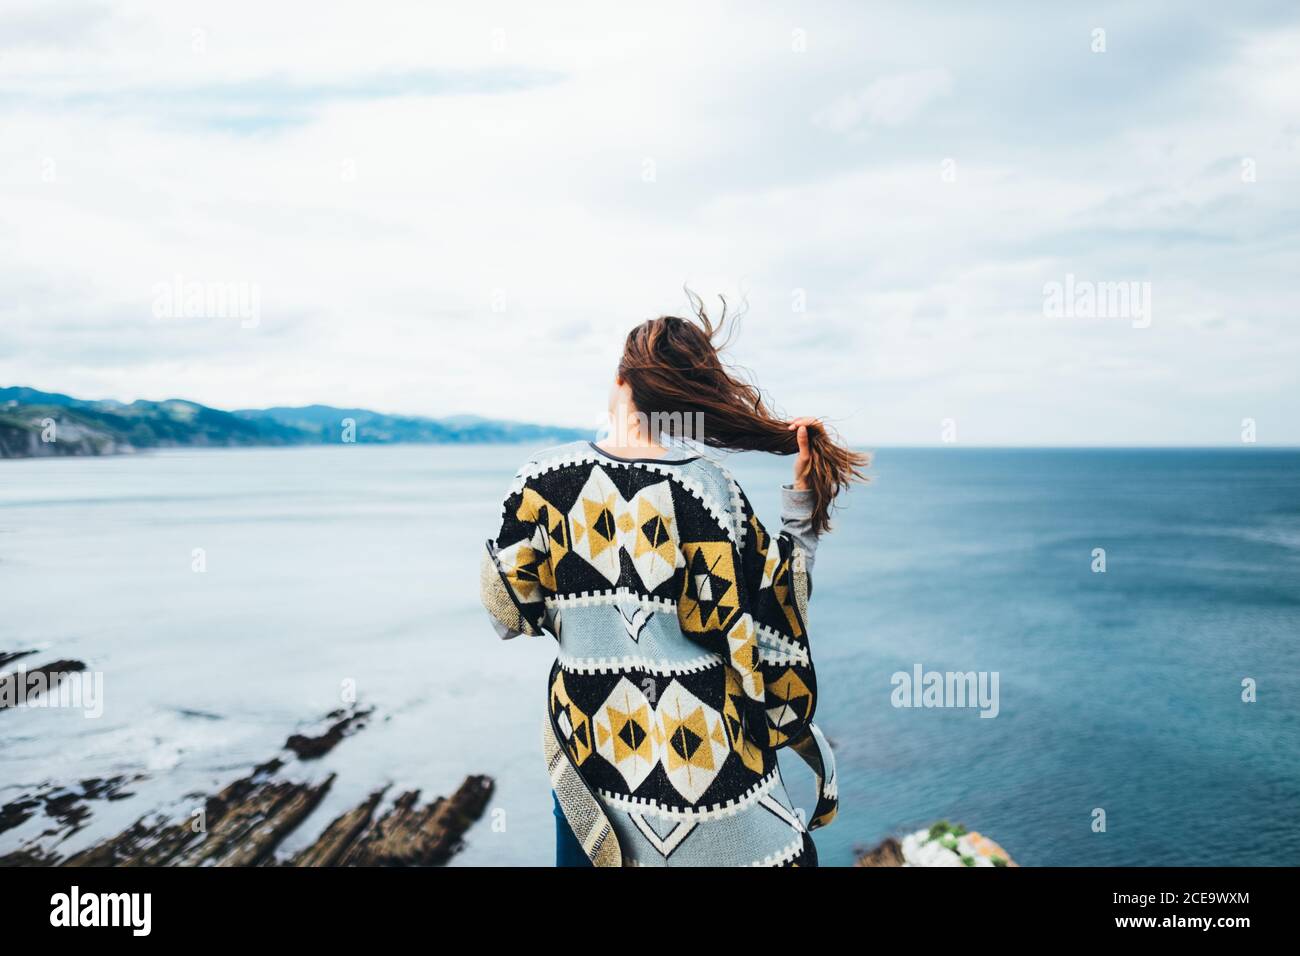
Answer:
[
  {"left": 854, "top": 836, "right": 905, "bottom": 867},
  {"left": 0, "top": 415, "right": 126, "bottom": 457},
  {"left": 337, "top": 776, "right": 496, "bottom": 867},
  {"left": 288, "top": 788, "right": 389, "bottom": 867},
  {"left": 0, "top": 659, "right": 87, "bottom": 711},
  {"left": 284, "top": 706, "right": 374, "bottom": 759},
  {"left": 60, "top": 818, "right": 180, "bottom": 868},
  {"left": 0, "top": 776, "right": 137, "bottom": 840},
  {"left": 5, "top": 705, "right": 494, "bottom": 868},
  {"left": 60, "top": 773, "right": 494, "bottom": 868},
  {"left": 202, "top": 776, "right": 337, "bottom": 867},
  {"left": 60, "top": 761, "right": 287, "bottom": 867},
  {"left": 0, "top": 796, "right": 42, "bottom": 837},
  {"left": 856, "top": 821, "right": 1017, "bottom": 867},
  {"left": 43, "top": 777, "right": 138, "bottom": 833},
  {"left": 0, "top": 845, "right": 63, "bottom": 866}
]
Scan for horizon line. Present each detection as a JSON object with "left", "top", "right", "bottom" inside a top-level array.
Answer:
[{"left": 5, "top": 384, "right": 1296, "bottom": 451}]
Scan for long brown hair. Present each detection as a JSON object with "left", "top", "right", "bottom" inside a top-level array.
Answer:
[{"left": 617, "top": 297, "right": 868, "bottom": 534}]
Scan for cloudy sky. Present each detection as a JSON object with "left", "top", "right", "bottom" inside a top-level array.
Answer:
[{"left": 2, "top": 1, "right": 1297, "bottom": 445}]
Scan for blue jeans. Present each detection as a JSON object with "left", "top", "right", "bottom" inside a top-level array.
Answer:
[{"left": 553, "top": 791, "right": 593, "bottom": 867}]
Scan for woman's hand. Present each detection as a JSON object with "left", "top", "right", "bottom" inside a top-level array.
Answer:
[{"left": 787, "top": 417, "right": 818, "bottom": 490}]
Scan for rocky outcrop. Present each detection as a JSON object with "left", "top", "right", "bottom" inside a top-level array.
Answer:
[
  {"left": 0, "top": 658, "right": 87, "bottom": 711},
  {"left": 284, "top": 707, "right": 374, "bottom": 759},
  {"left": 857, "top": 821, "right": 1016, "bottom": 867},
  {"left": 329, "top": 777, "right": 495, "bottom": 867},
  {"left": 288, "top": 789, "right": 389, "bottom": 867},
  {"left": 855, "top": 836, "right": 906, "bottom": 867},
  {"left": 0, "top": 776, "right": 140, "bottom": 840},
  {"left": 0, "top": 704, "right": 494, "bottom": 868}
]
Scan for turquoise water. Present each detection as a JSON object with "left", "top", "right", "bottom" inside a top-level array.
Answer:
[
  {"left": 808, "top": 447, "right": 1300, "bottom": 866},
  {"left": 1, "top": 446, "right": 1297, "bottom": 865}
]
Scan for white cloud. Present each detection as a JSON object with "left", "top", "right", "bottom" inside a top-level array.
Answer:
[
  {"left": 811, "top": 68, "right": 952, "bottom": 133},
  {"left": 0, "top": 1, "right": 1297, "bottom": 445}
]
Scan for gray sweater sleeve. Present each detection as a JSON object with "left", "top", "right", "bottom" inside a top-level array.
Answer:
[{"left": 780, "top": 484, "right": 821, "bottom": 573}]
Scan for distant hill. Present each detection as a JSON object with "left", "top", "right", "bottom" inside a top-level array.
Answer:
[{"left": 0, "top": 386, "right": 589, "bottom": 459}]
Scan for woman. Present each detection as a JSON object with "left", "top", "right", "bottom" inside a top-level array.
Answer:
[{"left": 480, "top": 304, "right": 867, "bottom": 866}]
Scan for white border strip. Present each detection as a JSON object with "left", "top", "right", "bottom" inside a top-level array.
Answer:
[
  {"left": 558, "top": 652, "right": 723, "bottom": 676},
  {"left": 597, "top": 770, "right": 780, "bottom": 822}
]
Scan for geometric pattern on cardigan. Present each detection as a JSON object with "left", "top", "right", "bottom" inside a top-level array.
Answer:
[{"left": 483, "top": 441, "right": 837, "bottom": 866}]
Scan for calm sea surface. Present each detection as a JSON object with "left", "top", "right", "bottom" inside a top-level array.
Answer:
[{"left": 2, "top": 445, "right": 1298, "bottom": 866}]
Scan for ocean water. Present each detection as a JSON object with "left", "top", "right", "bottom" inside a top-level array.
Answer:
[{"left": 1, "top": 445, "right": 1297, "bottom": 866}]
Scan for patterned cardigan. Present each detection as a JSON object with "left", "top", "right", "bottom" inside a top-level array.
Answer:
[{"left": 480, "top": 441, "right": 838, "bottom": 866}]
